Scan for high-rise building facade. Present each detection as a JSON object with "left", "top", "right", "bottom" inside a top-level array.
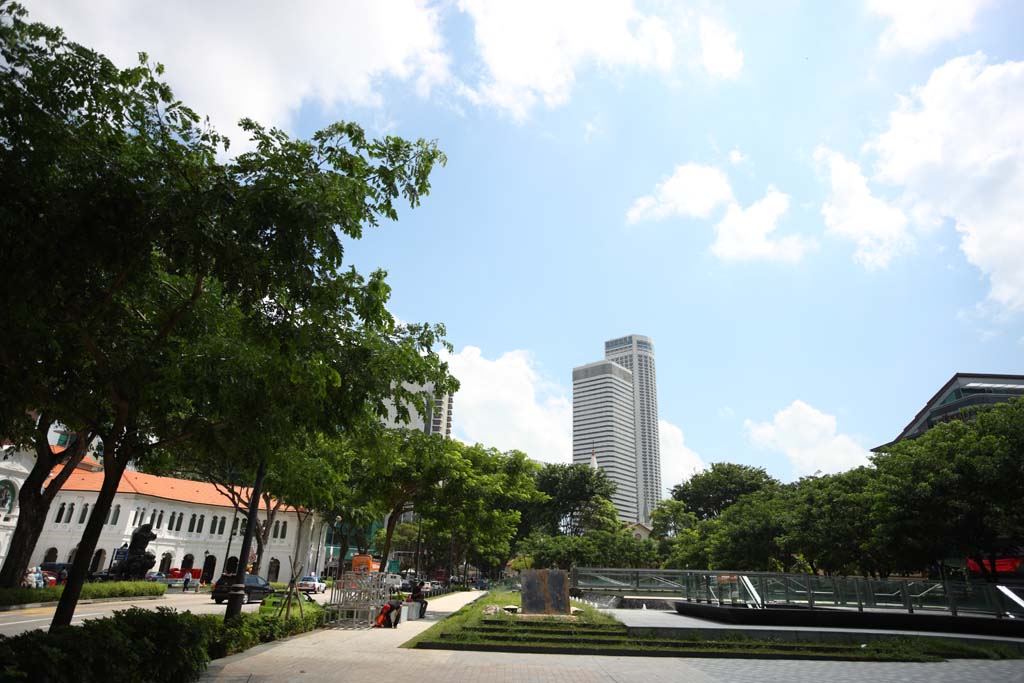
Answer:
[
  {"left": 382, "top": 382, "right": 453, "bottom": 438},
  {"left": 604, "top": 335, "right": 661, "bottom": 523},
  {"left": 572, "top": 361, "right": 638, "bottom": 522}
]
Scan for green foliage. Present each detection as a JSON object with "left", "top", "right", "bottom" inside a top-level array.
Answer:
[
  {"left": 706, "top": 489, "right": 790, "bottom": 570},
  {"left": 671, "top": 463, "right": 778, "bottom": 520},
  {"left": 0, "top": 580, "right": 166, "bottom": 606},
  {"left": 524, "top": 463, "right": 616, "bottom": 537},
  {"left": 0, "top": 604, "right": 326, "bottom": 681}
]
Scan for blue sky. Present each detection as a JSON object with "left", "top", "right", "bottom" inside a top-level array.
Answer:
[{"left": 29, "top": 1, "right": 1024, "bottom": 489}]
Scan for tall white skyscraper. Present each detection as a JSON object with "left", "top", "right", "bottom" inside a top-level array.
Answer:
[
  {"left": 571, "top": 360, "right": 638, "bottom": 522},
  {"left": 604, "top": 335, "right": 661, "bottom": 523}
]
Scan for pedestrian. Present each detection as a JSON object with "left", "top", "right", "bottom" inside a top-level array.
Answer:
[
  {"left": 182, "top": 571, "right": 191, "bottom": 592},
  {"left": 411, "top": 581, "right": 428, "bottom": 618},
  {"left": 34, "top": 567, "right": 43, "bottom": 589},
  {"left": 58, "top": 567, "right": 68, "bottom": 585},
  {"left": 21, "top": 568, "right": 33, "bottom": 588}
]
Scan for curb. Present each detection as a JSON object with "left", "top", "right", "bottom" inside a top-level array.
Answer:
[{"left": 0, "top": 594, "right": 166, "bottom": 612}]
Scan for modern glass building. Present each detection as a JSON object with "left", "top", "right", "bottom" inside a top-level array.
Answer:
[
  {"left": 604, "top": 335, "right": 661, "bottom": 524},
  {"left": 873, "top": 372, "right": 1024, "bottom": 451},
  {"left": 572, "top": 360, "right": 638, "bottom": 522}
]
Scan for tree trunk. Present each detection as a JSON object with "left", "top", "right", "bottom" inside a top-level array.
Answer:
[
  {"left": 51, "top": 457, "right": 128, "bottom": 628},
  {"left": 252, "top": 525, "right": 265, "bottom": 576},
  {"left": 0, "top": 428, "right": 89, "bottom": 588},
  {"left": 0, "top": 496, "right": 48, "bottom": 587},
  {"left": 225, "top": 457, "right": 267, "bottom": 620},
  {"left": 379, "top": 503, "right": 402, "bottom": 571}
]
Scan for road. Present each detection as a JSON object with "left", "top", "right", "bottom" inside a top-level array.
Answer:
[{"left": 0, "top": 589, "right": 330, "bottom": 638}]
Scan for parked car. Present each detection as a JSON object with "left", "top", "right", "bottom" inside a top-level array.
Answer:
[
  {"left": 211, "top": 574, "right": 274, "bottom": 604},
  {"left": 420, "top": 581, "right": 433, "bottom": 592},
  {"left": 145, "top": 571, "right": 165, "bottom": 582},
  {"left": 40, "top": 562, "right": 72, "bottom": 577},
  {"left": 296, "top": 575, "right": 326, "bottom": 593},
  {"left": 473, "top": 579, "right": 490, "bottom": 590},
  {"left": 400, "top": 579, "right": 412, "bottom": 592}
]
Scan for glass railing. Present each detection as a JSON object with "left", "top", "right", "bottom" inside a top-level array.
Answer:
[{"left": 571, "top": 567, "right": 1022, "bottom": 619}]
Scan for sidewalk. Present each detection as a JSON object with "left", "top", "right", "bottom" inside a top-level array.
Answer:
[
  {"left": 201, "top": 589, "right": 483, "bottom": 681},
  {"left": 200, "top": 592, "right": 1024, "bottom": 683}
]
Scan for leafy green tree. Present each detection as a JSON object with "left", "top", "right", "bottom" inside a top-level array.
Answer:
[
  {"left": 869, "top": 399, "right": 1024, "bottom": 581},
  {"left": 527, "top": 463, "right": 617, "bottom": 537},
  {"left": 706, "top": 488, "right": 790, "bottom": 570},
  {"left": 671, "top": 462, "right": 778, "bottom": 520},
  {"left": 0, "top": 5, "right": 453, "bottom": 626},
  {"left": 782, "top": 468, "right": 881, "bottom": 576},
  {"left": 649, "top": 499, "right": 698, "bottom": 557}
]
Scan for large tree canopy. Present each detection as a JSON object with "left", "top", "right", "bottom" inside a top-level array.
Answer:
[
  {"left": 671, "top": 462, "right": 778, "bottom": 521},
  {"left": 0, "top": 3, "right": 454, "bottom": 626}
]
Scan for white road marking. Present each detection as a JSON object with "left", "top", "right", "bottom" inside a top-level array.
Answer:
[{"left": 0, "top": 611, "right": 103, "bottom": 627}]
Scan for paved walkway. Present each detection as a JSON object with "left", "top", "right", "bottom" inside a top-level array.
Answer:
[
  {"left": 605, "top": 608, "right": 1024, "bottom": 648},
  {"left": 201, "top": 593, "right": 1024, "bottom": 683}
]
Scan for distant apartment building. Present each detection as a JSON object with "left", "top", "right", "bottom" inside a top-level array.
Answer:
[
  {"left": 873, "top": 372, "right": 1024, "bottom": 451},
  {"left": 381, "top": 382, "right": 453, "bottom": 439},
  {"left": 572, "top": 360, "right": 638, "bottom": 522},
  {"left": 604, "top": 335, "right": 661, "bottom": 523}
]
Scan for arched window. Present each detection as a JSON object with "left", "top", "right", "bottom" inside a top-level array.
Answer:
[
  {"left": 54, "top": 503, "right": 66, "bottom": 523},
  {"left": 268, "top": 558, "right": 280, "bottom": 583},
  {"left": 68, "top": 546, "right": 78, "bottom": 563},
  {"left": 225, "top": 556, "right": 238, "bottom": 573},
  {"left": 280, "top": 521, "right": 287, "bottom": 540},
  {"left": 158, "top": 552, "right": 173, "bottom": 574},
  {"left": 78, "top": 503, "right": 89, "bottom": 524},
  {"left": 149, "top": 509, "right": 156, "bottom": 525},
  {"left": 196, "top": 515, "right": 205, "bottom": 534},
  {"left": 0, "top": 480, "right": 16, "bottom": 514},
  {"left": 240, "top": 518, "right": 247, "bottom": 534},
  {"left": 272, "top": 520, "right": 279, "bottom": 539},
  {"left": 168, "top": 512, "right": 177, "bottom": 530},
  {"left": 181, "top": 553, "right": 195, "bottom": 571},
  {"left": 156, "top": 511, "right": 164, "bottom": 529},
  {"left": 90, "top": 549, "right": 106, "bottom": 573},
  {"left": 66, "top": 503, "right": 75, "bottom": 524},
  {"left": 175, "top": 513, "right": 184, "bottom": 532},
  {"left": 111, "top": 505, "right": 120, "bottom": 525},
  {"left": 104, "top": 507, "right": 111, "bottom": 524},
  {"left": 43, "top": 547, "right": 58, "bottom": 563},
  {"left": 218, "top": 517, "right": 226, "bottom": 535},
  {"left": 132, "top": 507, "right": 139, "bottom": 525},
  {"left": 188, "top": 514, "right": 196, "bottom": 533}
]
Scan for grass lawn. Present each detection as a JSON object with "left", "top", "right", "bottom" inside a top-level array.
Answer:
[{"left": 402, "top": 590, "right": 1021, "bottom": 662}]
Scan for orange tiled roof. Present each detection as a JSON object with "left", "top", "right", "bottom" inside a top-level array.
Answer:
[{"left": 54, "top": 468, "right": 294, "bottom": 512}]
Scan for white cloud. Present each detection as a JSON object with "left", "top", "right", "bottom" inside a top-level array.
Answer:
[
  {"left": 659, "top": 419, "right": 706, "bottom": 497},
  {"left": 583, "top": 119, "right": 600, "bottom": 143},
  {"left": 745, "top": 400, "right": 871, "bottom": 477},
  {"left": 728, "top": 148, "right": 748, "bottom": 164},
  {"left": 698, "top": 17, "right": 743, "bottom": 79},
  {"left": 627, "top": 163, "right": 734, "bottom": 223},
  {"left": 867, "top": 0, "right": 993, "bottom": 54},
  {"left": 711, "top": 188, "right": 815, "bottom": 263},
  {"left": 441, "top": 346, "right": 571, "bottom": 464},
  {"left": 869, "top": 54, "right": 1024, "bottom": 312},
  {"left": 718, "top": 406, "right": 735, "bottom": 418},
  {"left": 457, "top": 0, "right": 674, "bottom": 120},
  {"left": 814, "top": 147, "right": 911, "bottom": 269},
  {"left": 25, "top": 0, "right": 449, "bottom": 149}
]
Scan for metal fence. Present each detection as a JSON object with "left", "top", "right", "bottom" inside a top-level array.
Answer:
[{"left": 572, "top": 567, "right": 1024, "bottom": 619}]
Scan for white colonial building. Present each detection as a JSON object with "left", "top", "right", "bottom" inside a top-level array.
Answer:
[{"left": 1, "top": 446, "right": 318, "bottom": 583}]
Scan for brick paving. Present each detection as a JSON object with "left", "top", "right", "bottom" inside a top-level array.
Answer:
[{"left": 201, "top": 591, "right": 1024, "bottom": 683}]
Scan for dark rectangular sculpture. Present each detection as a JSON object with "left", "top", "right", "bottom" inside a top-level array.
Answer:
[{"left": 521, "top": 569, "right": 570, "bottom": 615}]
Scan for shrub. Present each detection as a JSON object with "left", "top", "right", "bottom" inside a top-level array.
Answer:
[
  {"left": 0, "top": 581, "right": 166, "bottom": 607},
  {"left": 0, "top": 604, "right": 325, "bottom": 682}
]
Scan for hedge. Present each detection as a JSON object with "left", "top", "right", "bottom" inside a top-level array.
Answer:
[
  {"left": 0, "top": 581, "right": 167, "bottom": 607},
  {"left": 0, "top": 605, "right": 325, "bottom": 682}
]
